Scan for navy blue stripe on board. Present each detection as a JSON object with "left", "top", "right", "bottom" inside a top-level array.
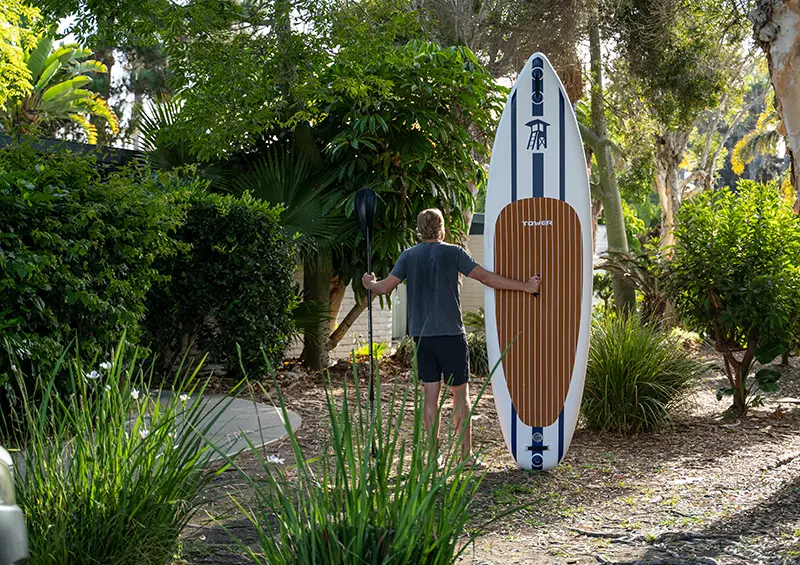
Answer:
[
  {"left": 532, "top": 59, "right": 544, "bottom": 198},
  {"left": 559, "top": 91, "right": 566, "bottom": 201},
  {"left": 532, "top": 427, "right": 543, "bottom": 470},
  {"left": 532, "top": 57, "right": 544, "bottom": 117},
  {"left": 510, "top": 89, "right": 518, "bottom": 462},
  {"left": 533, "top": 154, "right": 544, "bottom": 198},
  {"left": 511, "top": 405, "right": 518, "bottom": 460},
  {"left": 530, "top": 57, "right": 544, "bottom": 468},
  {"left": 557, "top": 89, "right": 566, "bottom": 463},
  {"left": 511, "top": 91, "right": 517, "bottom": 203}
]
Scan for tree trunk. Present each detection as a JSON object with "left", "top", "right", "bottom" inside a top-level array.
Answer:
[
  {"left": 328, "top": 276, "right": 347, "bottom": 334},
  {"left": 654, "top": 130, "right": 690, "bottom": 253},
  {"left": 300, "top": 260, "right": 331, "bottom": 369},
  {"left": 718, "top": 330, "right": 758, "bottom": 416},
  {"left": 560, "top": 47, "right": 584, "bottom": 105},
  {"left": 591, "top": 198, "right": 604, "bottom": 254},
  {"left": 751, "top": 0, "right": 800, "bottom": 206},
  {"left": 329, "top": 298, "right": 370, "bottom": 350},
  {"left": 589, "top": 3, "right": 636, "bottom": 312}
]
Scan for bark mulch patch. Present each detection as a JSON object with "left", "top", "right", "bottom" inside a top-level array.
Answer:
[{"left": 179, "top": 350, "right": 800, "bottom": 565}]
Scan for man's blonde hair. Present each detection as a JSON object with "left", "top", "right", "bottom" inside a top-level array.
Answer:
[{"left": 417, "top": 208, "right": 445, "bottom": 240}]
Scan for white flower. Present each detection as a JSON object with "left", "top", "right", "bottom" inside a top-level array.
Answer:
[
  {"left": 104, "top": 385, "right": 111, "bottom": 392},
  {"left": 266, "top": 455, "right": 285, "bottom": 465},
  {"left": 100, "top": 361, "right": 112, "bottom": 370},
  {"left": 131, "top": 389, "right": 140, "bottom": 400},
  {"left": 179, "top": 393, "right": 190, "bottom": 403},
  {"left": 86, "top": 370, "right": 101, "bottom": 380},
  {"left": 168, "top": 432, "right": 175, "bottom": 439},
  {"left": 139, "top": 429, "right": 149, "bottom": 439},
  {"left": 10, "top": 364, "right": 17, "bottom": 372}
]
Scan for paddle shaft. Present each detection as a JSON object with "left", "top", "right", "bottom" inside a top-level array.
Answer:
[{"left": 366, "top": 229, "right": 375, "bottom": 422}]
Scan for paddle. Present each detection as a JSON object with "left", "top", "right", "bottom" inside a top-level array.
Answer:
[{"left": 355, "top": 188, "right": 378, "bottom": 426}]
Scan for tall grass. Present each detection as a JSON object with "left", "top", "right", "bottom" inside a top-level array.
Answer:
[
  {"left": 3, "top": 337, "right": 231, "bottom": 565},
  {"left": 221, "top": 357, "right": 499, "bottom": 564},
  {"left": 583, "top": 315, "right": 707, "bottom": 434}
]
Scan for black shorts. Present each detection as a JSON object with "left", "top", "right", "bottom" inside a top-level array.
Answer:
[{"left": 413, "top": 335, "right": 470, "bottom": 387}]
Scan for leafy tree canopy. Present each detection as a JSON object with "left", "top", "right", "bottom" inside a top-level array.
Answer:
[
  {"left": 34, "top": 0, "right": 242, "bottom": 50},
  {"left": 163, "top": 0, "right": 503, "bottom": 288},
  {"left": 0, "top": 0, "right": 40, "bottom": 111},
  {"left": 609, "top": 0, "right": 749, "bottom": 129}
]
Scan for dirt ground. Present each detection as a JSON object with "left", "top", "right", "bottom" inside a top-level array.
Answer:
[{"left": 180, "top": 347, "right": 800, "bottom": 565}]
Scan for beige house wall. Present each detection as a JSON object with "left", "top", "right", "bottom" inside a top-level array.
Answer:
[
  {"left": 285, "top": 269, "right": 393, "bottom": 360},
  {"left": 461, "top": 233, "right": 485, "bottom": 317}
]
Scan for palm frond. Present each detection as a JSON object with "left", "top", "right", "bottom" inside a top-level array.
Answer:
[
  {"left": 597, "top": 250, "right": 667, "bottom": 324},
  {"left": 26, "top": 36, "right": 53, "bottom": 80},
  {"left": 83, "top": 95, "right": 119, "bottom": 134},
  {"left": 136, "top": 97, "right": 196, "bottom": 171},
  {"left": 71, "top": 61, "right": 108, "bottom": 74},
  {"left": 69, "top": 114, "right": 98, "bottom": 143},
  {"left": 731, "top": 100, "right": 783, "bottom": 176},
  {"left": 35, "top": 59, "right": 63, "bottom": 92},
  {"left": 41, "top": 77, "right": 92, "bottom": 102},
  {"left": 42, "top": 45, "right": 82, "bottom": 70},
  {"left": 231, "top": 148, "right": 342, "bottom": 259},
  {"left": 731, "top": 128, "right": 782, "bottom": 175}
]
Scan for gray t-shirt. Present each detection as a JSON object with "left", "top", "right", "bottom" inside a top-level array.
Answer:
[{"left": 390, "top": 242, "right": 478, "bottom": 337}]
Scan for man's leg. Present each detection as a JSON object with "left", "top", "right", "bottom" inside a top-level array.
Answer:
[
  {"left": 414, "top": 337, "right": 442, "bottom": 453},
  {"left": 450, "top": 382, "right": 472, "bottom": 460},
  {"left": 438, "top": 334, "right": 481, "bottom": 466},
  {"left": 423, "top": 381, "right": 442, "bottom": 452}
]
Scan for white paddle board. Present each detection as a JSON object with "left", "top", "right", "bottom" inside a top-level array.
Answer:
[{"left": 484, "top": 53, "right": 592, "bottom": 471}]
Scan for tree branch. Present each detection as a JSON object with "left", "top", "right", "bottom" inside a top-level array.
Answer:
[{"left": 579, "top": 123, "right": 600, "bottom": 149}]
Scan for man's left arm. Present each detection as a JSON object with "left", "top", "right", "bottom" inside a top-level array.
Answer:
[{"left": 362, "top": 273, "right": 402, "bottom": 295}]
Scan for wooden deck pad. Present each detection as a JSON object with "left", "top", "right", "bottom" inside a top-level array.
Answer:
[{"left": 493, "top": 197, "right": 583, "bottom": 428}]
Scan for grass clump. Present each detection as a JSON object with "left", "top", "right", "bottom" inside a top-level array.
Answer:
[
  {"left": 4, "top": 337, "right": 230, "bottom": 565},
  {"left": 466, "top": 332, "right": 489, "bottom": 378},
  {"left": 222, "top": 358, "right": 492, "bottom": 564},
  {"left": 582, "top": 315, "right": 706, "bottom": 434}
]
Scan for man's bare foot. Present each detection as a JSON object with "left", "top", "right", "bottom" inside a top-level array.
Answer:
[{"left": 462, "top": 456, "right": 487, "bottom": 471}]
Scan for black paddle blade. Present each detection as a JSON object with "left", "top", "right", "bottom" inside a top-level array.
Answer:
[{"left": 355, "top": 188, "right": 377, "bottom": 237}]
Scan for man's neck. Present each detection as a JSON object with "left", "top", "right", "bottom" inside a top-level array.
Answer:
[{"left": 423, "top": 238, "right": 442, "bottom": 243}]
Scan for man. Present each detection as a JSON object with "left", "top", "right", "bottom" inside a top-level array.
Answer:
[{"left": 362, "top": 208, "right": 541, "bottom": 469}]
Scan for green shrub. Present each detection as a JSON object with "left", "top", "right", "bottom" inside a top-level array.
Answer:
[
  {"left": 145, "top": 191, "right": 297, "bottom": 377},
  {"left": 467, "top": 332, "right": 489, "bottom": 378},
  {"left": 0, "top": 146, "right": 188, "bottom": 398},
  {"left": 583, "top": 314, "right": 706, "bottom": 434},
  {"left": 667, "top": 181, "right": 800, "bottom": 414},
  {"left": 394, "top": 335, "right": 414, "bottom": 366},
  {"left": 4, "top": 337, "right": 228, "bottom": 565},
  {"left": 222, "top": 363, "right": 489, "bottom": 564}
]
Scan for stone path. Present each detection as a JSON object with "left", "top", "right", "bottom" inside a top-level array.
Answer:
[{"left": 156, "top": 392, "right": 302, "bottom": 459}]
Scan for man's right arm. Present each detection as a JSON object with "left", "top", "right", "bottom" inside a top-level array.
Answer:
[{"left": 468, "top": 266, "right": 541, "bottom": 295}]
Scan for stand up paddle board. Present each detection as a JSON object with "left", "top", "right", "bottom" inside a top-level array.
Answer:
[{"left": 484, "top": 53, "right": 592, "bottom": 471}]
